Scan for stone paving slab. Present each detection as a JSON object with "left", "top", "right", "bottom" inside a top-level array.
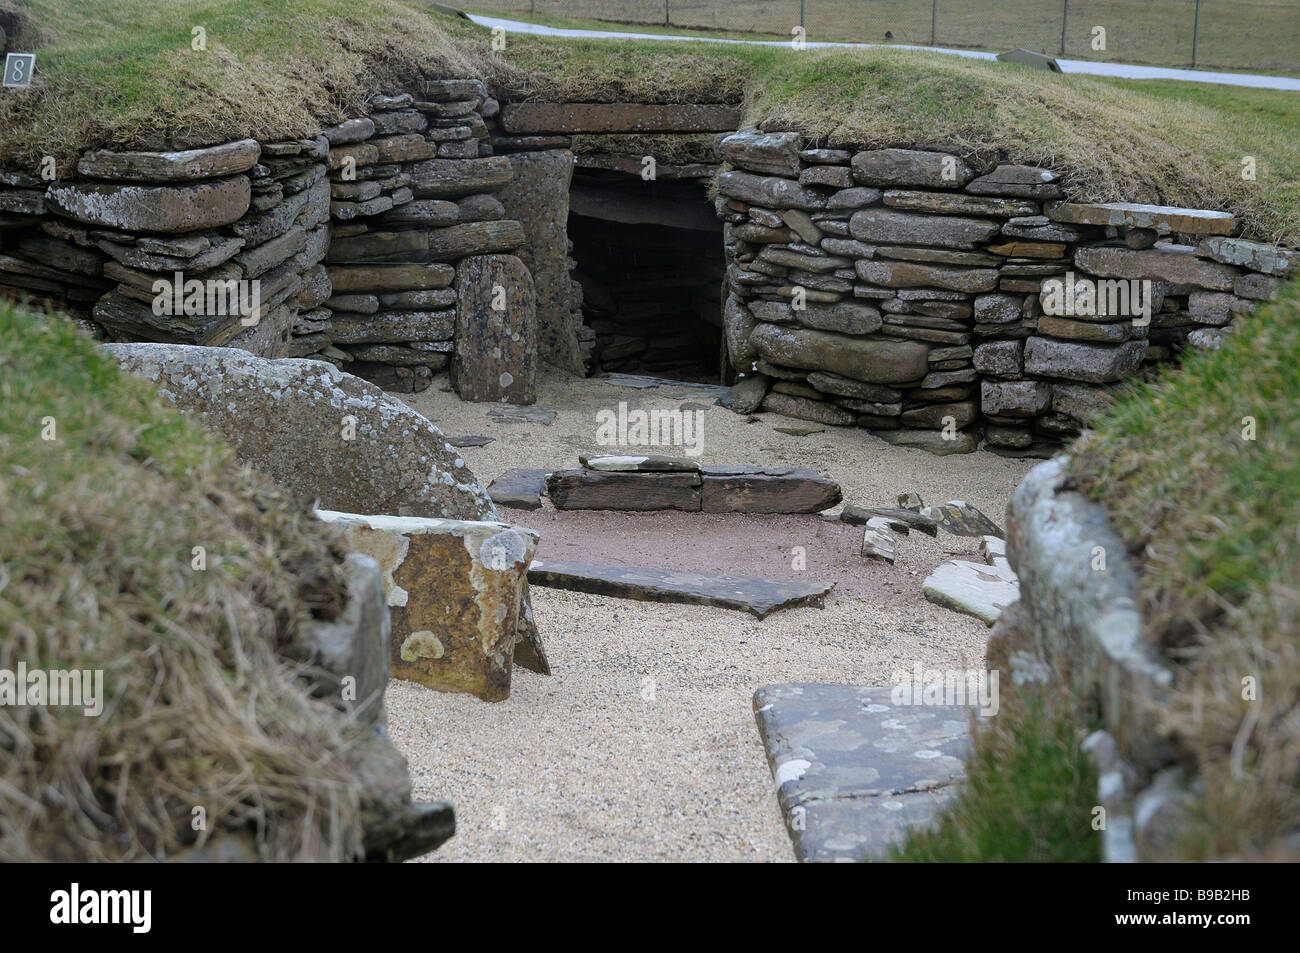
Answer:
[
  {"left": 753, "top": 683, "right": 971, "bottom": 861},
  {"left": 528, "top": 560, "right": 833, "bottom": 618},
  {"left": 487, "top": 468, "right": 549, "bottom": 510}
]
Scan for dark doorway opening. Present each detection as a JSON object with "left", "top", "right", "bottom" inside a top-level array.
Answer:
[{"left": 569, "top": 170, "right": 725, "bottom": 384}]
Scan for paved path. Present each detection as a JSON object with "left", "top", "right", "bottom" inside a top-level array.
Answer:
[{"left": 470, "top": 14, "right": 1300, "bottom": 92}]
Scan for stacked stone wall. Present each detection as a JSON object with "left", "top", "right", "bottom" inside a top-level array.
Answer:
[{"left": 715, "top": 133, "right": 1294, "bottom": 455}]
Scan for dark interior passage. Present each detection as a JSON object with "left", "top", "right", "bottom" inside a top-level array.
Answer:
[{"left": 568, "top": 170, "right": 726, "bottom": 384}]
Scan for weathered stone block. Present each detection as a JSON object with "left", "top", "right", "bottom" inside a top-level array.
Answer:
[
  {"left": 750, "top": 323, "right": 929, "bottom": 384},
  {"left": 547, "top": 469, "right": 702, "bottom": 511},
  {"left": 1073, "top": 245, "right": 1239, "bottom": 291},
  {"left": 761, "top": 391, "right": 857, "bottom": 425},
  {"left": 1023, "top": 336, "right": 1147, "bottom": 384},
  {"left": 452, "top": 254, "right": 536, "bottom": 404},
  {"left": 1194, "top": 236, "right": 1294, "bottom": 276},
  {"left": 716, "top": 170, "right": 826, "bottom": 210},
  {"left": 720, "top": 131, "right": 802, "bottom": 177},
  {"left": 857, "top": 259, "right": 998, "bottom": 292},
  {"left": 849, "top": 208, "right": 999, "bottom": 247},
  {"left": 700, "top": 467, "right": 842, "bottom": 513},
  {"left": 408, "top": 157, "right": 513, "bottom": 197},
  {"left": 328, "top": 262, "right": 454, "bottom": 292},
  {"left": 981, "top": 379, "right": 1052, "bottom": 417},
  {"left": 46, "top": 176, "right": 251, "bottom": 233},
  {"left": 882, "top": 190, "right": 1037, "bottom": 217},
  {"left": 318, "top": 512, "right": 537, "bottom": 702},
  {"left": 851, "top": 149, "right": 973, "bottom": 188},
  {"left": 76, "top": 139, "right": 260, "bottom": 182}
]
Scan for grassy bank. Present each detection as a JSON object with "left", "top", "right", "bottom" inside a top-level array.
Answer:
[
  {"left": 1069, "top": 280, "right": 1300, "bottom": 859},
  {"left": 0, "top": 300, "right": 372, "bottom": 861},
  {"left": 892, "top": 690, "right": 1101, "bottom": 863},
  {"left": 1, "top": 1, "right": 1298, "bottom": 242}
]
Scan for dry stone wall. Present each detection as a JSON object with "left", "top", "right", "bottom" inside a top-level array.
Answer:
[
  {"left": 0, "top": 78, "right": 547, "bottom": 405},
  {"left": 715, "top": 133, "right": 1295, "bottom": 455}
]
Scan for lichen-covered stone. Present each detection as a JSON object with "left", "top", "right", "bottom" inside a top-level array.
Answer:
[
  {"left": 316, "top": 512, "right": 538, "bottom": 702},
  {"left": 452, "top": 254, "right": 536, "bottom": 404},
  {"left": 104, "top": 343, "right": 495, "bottom": 519}
]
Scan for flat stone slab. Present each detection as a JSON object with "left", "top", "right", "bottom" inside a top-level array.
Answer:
[
  {"left": 753, "top": 683, "right": 971, "bottom": 862},
  {"left": 921, "top": 558, "right": 1019, "bottom": 626},
  {"left": 594, "top": 372, "right": 730, "bottom": 398},
  {"left": 499, "top": 102, "right": 741, "bottom": 134},
  {"left": 487, "top": 468, "right": 549, "bottom": 510},
  {"left": 76, "top": 139, "right": 261, "bottom": 182},
  {"left": 700, "top": 468, "right": 842, "bottom": 514},
  {"left": 446, "top": 434, "right": 495, "bottom": 447},
  {"left": 579, "top": 453, "right": 700, "bottom": 473},
  {"left": 840, "top": 504, "right": 938, "bottom": 536},
  {"left": 1045, "top": 200, "right": 1234, "bottom": 235},
  {"left": 919, "top": 500, "right": 1005, "bottom": 538},
  {"left": 528, "top": 560, "right": 834, "bottom": 619},
  {"left": 487, "top": 405, "right": 556, "bottom": 425},
  {"left": 547, "top": 469, "right": 702, "bottom": 511}
]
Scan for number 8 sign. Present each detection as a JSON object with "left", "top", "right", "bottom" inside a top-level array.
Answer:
[{"left": 4, "top": 53, "right": 35, "bottom": 88}]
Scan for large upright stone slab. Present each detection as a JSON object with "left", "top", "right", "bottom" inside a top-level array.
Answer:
[
  {"left": 452, "top": 254, "right": 536, "bottom": 404},
  {"left": 753, "top": 683, "right": 971, "bottom": 862},
  {"left": 317, "top": 512, "right": 538, "bottom": 702},
  {"left": 498, "top": 150, "right": 586, "bottom": 374}
]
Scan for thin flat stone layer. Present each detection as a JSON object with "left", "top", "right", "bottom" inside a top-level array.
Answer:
[
  {"left": 528, "top": 560, "right": 834, "bottom": 619},
  {"left": 1046, "top": 200, "right": 1234, "bottom": 235},
  {"left": 76, "top": 139, "right": 261, "bottom": 181},
  {"left": 753, "top": 683, "right": 971, "bottom": 862}
]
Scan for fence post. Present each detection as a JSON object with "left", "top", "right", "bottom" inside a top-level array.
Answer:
[
  {"left": 1192, "top": 0, "right": 1202, "bottom": 67},
  {"left": 931, "top": 0, "right": 938, "bottom": 46},
  {"left": 665, "top": 0, "right": 670, "bottom": 28},
  {"left": 801, "top": 0, "right": 806, "bottom": 31},
  {"left": 1060, "top": 0, "right": 1069, "bottom": 56}
]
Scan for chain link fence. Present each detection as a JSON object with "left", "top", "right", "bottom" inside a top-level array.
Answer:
[{"left": 467, "top": 1, "right": 1300, "bottom": 72}]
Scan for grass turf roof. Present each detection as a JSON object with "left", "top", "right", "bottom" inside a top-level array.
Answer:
[{"left": 1, "top": 0, "right": 1298, "bottom": 242}]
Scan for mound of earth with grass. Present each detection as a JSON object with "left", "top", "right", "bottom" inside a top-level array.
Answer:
[
  {"left": 0, "top": 301, "right": 445, "bottom": 861},
  {"left": 898, "top": 278, "right": 1300, "bottom": 862}
]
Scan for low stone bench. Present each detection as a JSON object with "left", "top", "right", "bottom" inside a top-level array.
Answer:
[{"left": 545, "top": 454, "right": 842, "bottom": 513}]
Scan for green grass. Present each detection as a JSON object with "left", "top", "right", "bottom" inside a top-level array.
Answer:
[
  {"left": 0, "top": 300, "right": 372, "bottom": 861},
  {"left": 892, "top": 691, "right": 1101, "bottom": 863},
  {"left": 1070, "top": 279, "right": 1300, "bottom": 859},
  {"left": 6, "top": 1, "right": 1298, "bottom": 243},
  {"left": 467, "top": 0, "right": 1300, "bottom": 73}
]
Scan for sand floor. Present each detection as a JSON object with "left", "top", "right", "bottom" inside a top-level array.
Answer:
[{"left": 385, "top": 367, "right": 1035, "bottom": 862}]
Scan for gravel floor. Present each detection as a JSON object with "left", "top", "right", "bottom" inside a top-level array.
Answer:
[{"left": 385, "top": 367, "right": 1035, "bottom": 862}]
